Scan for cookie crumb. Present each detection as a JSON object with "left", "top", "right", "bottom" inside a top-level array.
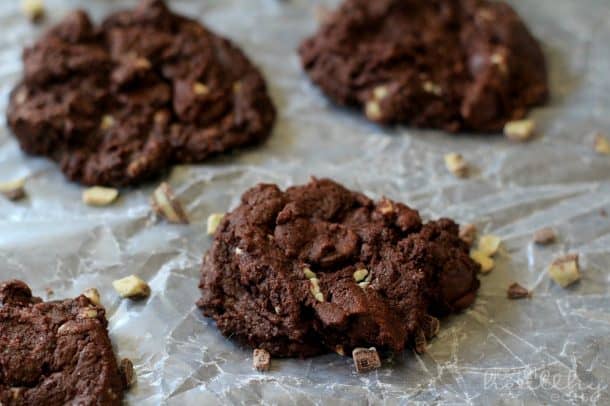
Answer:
[
  {"left": 593, "top": 132, "right": 610, "bottom": 155},
  {"left": 533, "top": 227, "right": 556, "bottom": 245},
  {"left": 253, "top": 348, "right": 271, "bottom": 372},
  {"left": 507, "top": 282, "right": 530, "bottom": 299},
  {"left": 504, "top": 119, "right": 536, "bottom": 142},
  {"left": 470, "top": 250, "right": 494, "bottom": 273},
  {"left": 206, "top": 213, "right": 224, "bottom": 235},
  {"left": 414, "top": 329, "right": 427, "bottom": 354},
  {"left": 0, "top": 179, "right": 26, "bottom": 201},
  {"left": 421, "top": 314, "right": 440, "bottom": 339},
  {"left": 478, "top": 234, "right": 502, "bottom": 256},
  {"left": 82, "top": 288, "right": 101, "bottom": 307},
  {"left": 151, "top": 182, "right": 189, "bottom": 224},
  {"left": 334, "top": 345, "right": 345, "bottom": 356},
  {"left": 548, "top": 254, "right": 580, "bottom": 288},
  {"left": 21, "top": 0, "right": 45, "bottom": 22},
  {"left": 82, "top": 186, "right": 119, "bottom": 206},
  {"left": 120, "top": 358, "right": 136, "bottom": 388},
  {"left": 45, "top": 287, "right": 54, "bottom": 296},
  {"left": 444, "top": 153, "right": 468, "bottom": 178},
  {"left": 352, "top": 347, "right": 381, "bottom": 373},
  {"left": 112, "top": 275, "right": 150, "bottom": 299},
  {"left": 459, "top": 223, "right": 477, "bottom": 246}
]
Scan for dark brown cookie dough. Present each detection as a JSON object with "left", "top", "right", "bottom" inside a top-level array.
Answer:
[
  {"left": 299, "top": 0, "right": 548, "bottom": 132},
  {"left": 0, "top": 280, "right": 126, "bottom": 405},
  {"left": 7, "top": 0, "right": 275, "bottom": 187},
  {"left": 197, "top": 178, "right": 480, "bottom": 358}
]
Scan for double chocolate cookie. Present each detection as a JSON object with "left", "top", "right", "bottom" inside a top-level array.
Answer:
[
  {"left": 0, "top": 280, "right": 126, "bottom": 405},
  {"left": 198, "top": 178, "right": 480, "bottom": 357},
  {"left": 7, "top": 0, "right": 275, "bottom": 187},
  {"left": 299, "top": 0, "right": 548, "bottom": 132}
]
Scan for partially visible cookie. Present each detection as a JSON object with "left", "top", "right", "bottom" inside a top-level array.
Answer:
[
  {"left": 0, "top": 280, "right": 126, "bottom": 405},
  {"left": 7, "top": 0, "right": 275, "bottom": 187},
  {"left": 197, "top": 178, "right": 480, "bottom": 357},
  {"left": 299, "top": 0, "right": 548, "bottom": 132}
]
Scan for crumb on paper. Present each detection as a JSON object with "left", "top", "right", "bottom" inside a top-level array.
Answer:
[
  {"left": 507, "top": 282, "right": 530, "bottom": 299},
  {"left": 470, "top": 250, "right": 495, "bottom": 273},
  {"left": 504, "top": 119, "right": 536, "bottom": 142},
  {"left": 120, "top": 358, "right": 136, "bottom": 388},
  {"left": 548, "top": 254, "right": 580, "bottom": 288},
  {"left": 82, "top": 186, "right": 119, "bottom": 206},
  {"left": 444, "top": 153, "right": 469, "bottom": 178},
  {"left": 253, "top": 348, "right": 271, "bottom": 372},
  {"left": 151, "top": 182, "right": 189, "bottom": 224},
  {"left": 0, "top": 178, "right": 26, "bottom": 201},
  {"left": 21, "top": 0, "right": 45, "bottom": 22},
  {"left": 352, "top": 347, "right": 381, "bottom": 373},
  {"left": 206, "top": 213, "right": 224, "bottom": 235},
  {"left": 533, "top": 227, "right": 556, "bottom": 245},
  {"left": 478, "top": 234, "right": 502, "bottom": 256},
  {"left": 112, "top": 275, "right": 150, "bottom": 299},
  {"left": 593, "top": 132, "right": 610, "bottom": 155}
]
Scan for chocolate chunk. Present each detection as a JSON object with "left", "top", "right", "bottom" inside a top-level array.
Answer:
[
  {"left": 197, "top": 178, "right": 480, "bottom": 357},
  {"left": 7, "top": 0, "right": 275, "bottom": 187},
  {"left": 0, "top": 280, "right": 126, "bottom": 405},
  {"left": 299, "top": 0, "right": 548, "bottom": 132},
  {"left": 352, "top": 347, "right": 382, "bottom": 373},
  {"left": 253, "top": 349, "right": 271, "bottom": 372},
  {"left": 507, "top": 282, "right": 530, "bottom": 299}
]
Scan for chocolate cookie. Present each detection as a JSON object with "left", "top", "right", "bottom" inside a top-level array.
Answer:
[
  {"left": 0, "top": 280, "right": 126, "bottom": 405},
  {"left": 299, "top": 0, "right": 548, "bottom": 132},
  {"left": 197, "top": 178, "right": 480, "bottom": 358},
  {"left": 7, "top": 0, "right": 275, "bottom": 187}
]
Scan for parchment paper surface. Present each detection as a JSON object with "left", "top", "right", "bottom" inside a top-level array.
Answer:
[{"left": 0, "top": 0, "right": 609, "bottom": 404}]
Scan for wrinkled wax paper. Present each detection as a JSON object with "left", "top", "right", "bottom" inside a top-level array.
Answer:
[{"left": 1, "top": 0, "right": 610, "bottom": 404}]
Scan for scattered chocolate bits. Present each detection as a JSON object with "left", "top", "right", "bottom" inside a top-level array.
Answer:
[
  {"left": 352, "top": 347, "right": 381, "bottom": 373},
  {"left": 151, "top": 182, "right": 189, "bottom": 224},
  {"left": 507, "top": 283, "right": 530, "bottom": 299},
  {"left": 120, "top": 358, "right": 136, "bottom": 388},
  {"left": 253, "top": 348, "right": 271, "bottom": 372},
  {"left": 548, "top": 254, "right": 581, "bottom": 288},
  {"left": 533, "top": 227, "right": 556, "bottom": 245}
]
